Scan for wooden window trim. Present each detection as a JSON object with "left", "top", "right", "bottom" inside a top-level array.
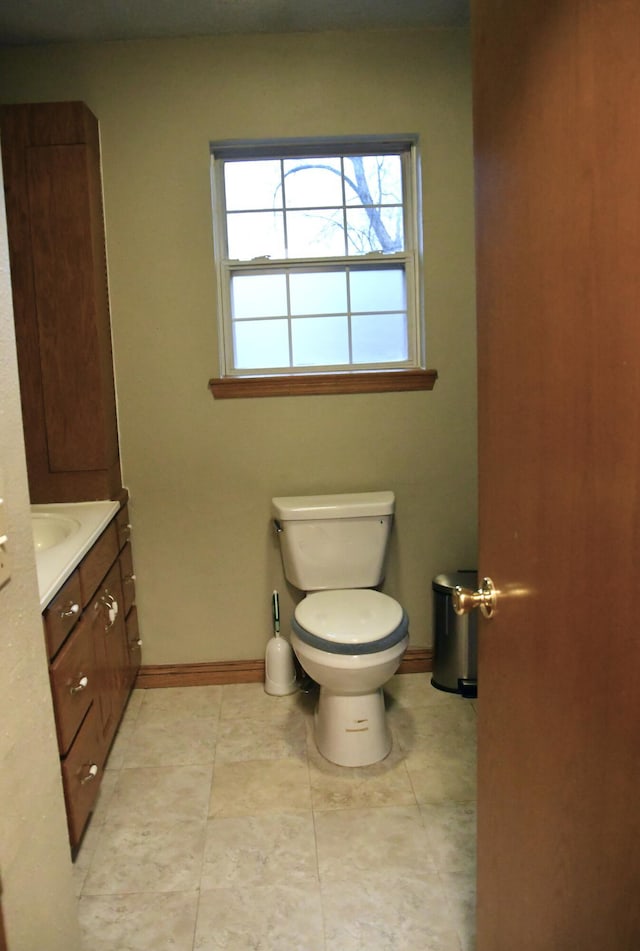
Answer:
[{"left": 209, "top": 368, "right": 437, "bottom": 399}]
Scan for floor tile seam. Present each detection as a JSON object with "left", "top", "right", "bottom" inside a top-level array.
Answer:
[
  {"left": 311, "top": 800, "right": 424, "bottom": 818},
  {"left": 75, "top": 819, "right": 113, "bottom": 897},
  {"left": 80, "top": 884, "right": 202, "bottom": 900},
  {"left": 133, "top": 716, "right": 223, "bottom": 731},
  {"left": 94, "top": 815, "right": 211, "bottom": 837},
  {"left": 120, "top": 762, "right": 216, "bottom": 772},
  {"left": 78, "top": 886, "right": 203, "bottom": 900},
  {"left": 316, "top": 865, "right": 444, "bottom": 891},
  {"left": 402, "top": 754, "right": 430, "bottom": 813}
]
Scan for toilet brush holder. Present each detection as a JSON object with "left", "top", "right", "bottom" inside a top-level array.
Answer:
[
  {"left": 265, "top": 590, "right": 297, "bottom": 695},
  {"left": 265, "top": 634, "right": 297, "bottom": 695}
]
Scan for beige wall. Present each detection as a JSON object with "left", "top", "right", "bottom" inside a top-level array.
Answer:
[
  {"left": 0, "top": 28, "right": 477, "bottom": 665},
  {"left": 0, "top": 151, "right": 82, "bottom": 948}
]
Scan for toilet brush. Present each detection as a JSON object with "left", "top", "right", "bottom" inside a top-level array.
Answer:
[{"left": 264, "top": 590, "right": 297, "bottom": 696}]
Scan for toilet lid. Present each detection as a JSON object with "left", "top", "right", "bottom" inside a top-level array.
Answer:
[{"left": 292, "top": 589, "right": 409, "bottom": 655}]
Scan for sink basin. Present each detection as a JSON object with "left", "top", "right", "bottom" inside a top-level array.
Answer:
[{"left": 31, "top": 513, "right": 81, "bottom": 552}]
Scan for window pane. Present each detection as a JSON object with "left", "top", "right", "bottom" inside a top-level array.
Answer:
[
  {"left": 344, "top": 155, "right": 403, "bottom": 206},
  {"left": 233, "top": 319, "right": 289, "bottom": 369},
  {"left": 351, "top": 313, "right": 408, "bottom": 364},
  {"left": 291, "top": 316, "right": 349, "bottom": 366},
  {"left": 286, "top": 209, "right": 346, "bottom": 257},
  {"left": 224, "top": 160, "right": 283, "bottom": 211},
  {"left": 226, "top": 211, "right": 286, "bottom": 259},
  {"left": 289, "top": 271, "right": 347, "bottom": 315},
  {"left": 345, "top": 206, "right": 404, "bottom": 254},
  {"left": 350, "top": 268, "right": 405, "bottom": 313},
  {"left": 231, "top": 273, "right": 288, "bottom": 319},
  {"left": 283, "top": 158, "right": 343, "bottom": 208}
]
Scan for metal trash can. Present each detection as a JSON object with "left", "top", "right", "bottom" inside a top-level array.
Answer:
[{"left": 431, "top": 570, "right": 478, "bottom": 698}]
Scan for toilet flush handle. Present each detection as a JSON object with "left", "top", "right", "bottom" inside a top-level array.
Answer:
[
  {"left": 273, "top": 519, "right": 283, "bottom": 535},
  {"left": 452, "top": 577, "right": 497, "bottom": 619}
]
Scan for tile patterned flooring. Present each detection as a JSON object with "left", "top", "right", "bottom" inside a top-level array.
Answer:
[{"left": 75, "top": 673, "right": 477, "bottom": 951}]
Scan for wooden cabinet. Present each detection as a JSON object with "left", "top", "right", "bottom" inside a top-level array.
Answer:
[
  {"left": 43, "top": 508, "right": 141, "bottom": 852},
  {"left": 0, "top": 100, "right": 121, "bottom": 503}
]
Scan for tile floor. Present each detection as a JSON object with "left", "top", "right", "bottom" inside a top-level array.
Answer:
[{"left": 74, "top": 673, "right": 477, "bottom": 951}]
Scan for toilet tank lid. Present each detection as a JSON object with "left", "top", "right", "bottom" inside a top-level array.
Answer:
[{"left": 272, "top": 491, "right": 395, "bottom": 521}]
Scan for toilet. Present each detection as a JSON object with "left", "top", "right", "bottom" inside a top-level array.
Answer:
[{"left": 272, "top": 491, "right": 409, "bottom": 767}]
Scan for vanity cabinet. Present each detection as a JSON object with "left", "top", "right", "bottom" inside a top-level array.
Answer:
[
  {"left": 0, "top": 100, "right": 121, "bottom": 503},
  {"left": 43, "top": 507, "right": 140, "bottom": 852}
]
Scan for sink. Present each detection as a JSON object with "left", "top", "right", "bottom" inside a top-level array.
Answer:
[
  {"left": 31, "top": 513, "right": 81, "bottom": 552},
  {"left": 30, "top": 500, "right": 120, "bottom": 608}
]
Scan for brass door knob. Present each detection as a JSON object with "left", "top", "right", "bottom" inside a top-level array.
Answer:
[{"left": 452, "top": 577, "right": 497, "bottom": 618}]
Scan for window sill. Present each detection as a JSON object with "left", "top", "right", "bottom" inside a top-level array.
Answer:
[{"left": 208, "top": 368, "right": 438, "bottom": 399}]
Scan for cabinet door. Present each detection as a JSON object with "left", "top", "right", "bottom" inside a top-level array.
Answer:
[
  {"left": 60, "top": 702, "right": 102, "bottom": 850},
  {"left": 0, "top": 101, "right": 122, "bottom": 502},
  {"left": 124, "top": 605, "right": 142, "bottom": 693},
  {"left": 91, "top": 562, "right": 129, "bottom": 758},
  {"left": 27, "top": 143, "right": 119, "bottom": 475}
]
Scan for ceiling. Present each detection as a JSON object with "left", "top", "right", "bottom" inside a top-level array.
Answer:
[{"left": 0, "top": 0, "right": 469, "bottom": 47}]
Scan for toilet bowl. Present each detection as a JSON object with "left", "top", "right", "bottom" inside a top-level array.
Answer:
[
  {"left": 291, "top": 589, "right": 408, "bottom": 766},
  {"left": 272, "top": 492, "right": 409, "bottom": 767}
]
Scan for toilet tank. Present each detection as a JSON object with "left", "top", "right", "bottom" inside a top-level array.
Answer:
[{"left": 272, "top": 492, "right": 395, "bottom": 591}]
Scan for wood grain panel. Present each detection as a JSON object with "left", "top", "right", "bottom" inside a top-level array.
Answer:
[
  {"left": 27, "top": 143, "right": 117, "bottom": 473},
  {"left": 209, "top": 368, "right": 437, "bottom": 399},
  {"left": 473, "top": 0, "right": 640, "bottom": 946},
  {"left": 60, "top": 702, "right": 102, "bottom": 851},
  {"left": 0, "top": 101, "right": 122, "bottom": 502},
  {"left": 49, "top": 613, "right": 96, "bottom": 755}
]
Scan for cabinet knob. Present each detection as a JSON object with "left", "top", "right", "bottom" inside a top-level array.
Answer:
[
  {"left": 70, "top": 675, "right": 89, "bottom": 695},
  {"left": 60, "top": 602, "right": 80, "bottom": 619},
  {"left": 124, "top": 573, "right": 136, "bottom": 584},
  {"left": 80, "top": 764, "right": 99, "bottom": 785},
  {"left": 129, "top": 638, "right": 142, "bottom": 651}
]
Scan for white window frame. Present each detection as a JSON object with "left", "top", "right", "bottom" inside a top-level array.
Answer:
[{"left": 210, "top": 136, "right": 425, "bottom": 385}]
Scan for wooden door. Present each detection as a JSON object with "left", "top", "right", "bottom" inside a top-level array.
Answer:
[{"left": 473, "top": 1, "right": 640, "bottom": 947}]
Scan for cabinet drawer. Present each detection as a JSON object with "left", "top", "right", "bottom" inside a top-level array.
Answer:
[
  {"left": 79, "top": 520, "right": 118, "bottom": 606},
  {"left": 119, "top": 542, "right": 136, "bottom": 616},
  {"left": 116, "top": 506, "right": 131, "bottom": 551},
  {"left": 61, "top": 703, "right": 102, "bottom": 851},
  {"left": 43, "top": 571, "right": 82, "bottom": 658},
  {"left": 49, "top": 613, "right": 96, "bottom": 755}
]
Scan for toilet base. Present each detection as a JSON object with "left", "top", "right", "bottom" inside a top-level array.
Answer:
[{"left": 314, "top": 686, "right": 391, "bottom": 767}]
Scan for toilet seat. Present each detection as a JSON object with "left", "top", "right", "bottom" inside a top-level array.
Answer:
[{"left": 292, "top": 589, "right": 409, "bottom": 655}]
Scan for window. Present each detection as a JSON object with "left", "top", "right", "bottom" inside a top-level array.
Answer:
[{"left": 209, "top": 137, "right": 436, "bottom": 398}]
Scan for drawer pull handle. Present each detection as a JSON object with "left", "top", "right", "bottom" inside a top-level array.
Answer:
[
  {"left": 98, "top": 593, "right": 119, "bottom": 629},
  {"left": 70, "top": 675, "right": 89, "bottom": 695},
  {"left": 80, "top": 764, "right": 99, "bottom": 785},
  {"left": 60, "top": 602, "right": 80, "bottom": 619},
  {"left": 129, "top": 638, "right": 142, "bottom": 651},
  {"left": 124, "top": 574, "right": 136, "bottom": 584}
]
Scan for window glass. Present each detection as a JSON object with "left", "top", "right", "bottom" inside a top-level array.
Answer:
[
  {"left": 226, "top": 211, "right": 285, "bottom": 260},
  {"left": 283, "top": 158, "right": 344, "bottom": 208},
  {"left": 231, "top": 273, "right": 288, "bottom": 318},
  {"left": 350, "top": 268, "right": 405, "bottom": 313},
  {"left": 292, "top": 316, "right": 350, "bottom": 366},
  {"left": 224, "top": 160, "right": 282, "bottom": 211},
  {"left": 289, "top": 271, "right": 348, "bottom": 316},
  {"left": 233, "top": 318, "right": 289, "bottom": 369},
  {"left": 352, "top": 313, "right": 408, "bottom": 363}
]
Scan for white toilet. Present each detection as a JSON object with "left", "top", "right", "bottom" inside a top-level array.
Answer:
[{"left": 272, "top": 491, "right": 409, "bottom": 767}]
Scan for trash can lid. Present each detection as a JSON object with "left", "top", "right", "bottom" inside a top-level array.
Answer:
[{"left": 432, "top": 570, "right": 477, "bottom": 594}]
